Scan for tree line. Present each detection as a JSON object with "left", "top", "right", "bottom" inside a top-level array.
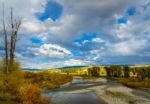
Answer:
[{"left": 88, "top": 65, "right": 150, "bottom": 80}]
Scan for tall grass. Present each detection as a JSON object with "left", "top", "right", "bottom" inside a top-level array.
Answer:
[
  {"left": 24, "top": 71, "right": 73, "bottom": 89},
  {"left": 0, "top": 70, "right": 50, "bottom": 104},
  {"left": 116, "top": 78, "right": 150, "bottom": 88}
]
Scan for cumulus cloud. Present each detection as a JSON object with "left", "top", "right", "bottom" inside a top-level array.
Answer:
[
  {"left": 28, "top": 44, "right": 72, "bottom": 58},
  {"left": 107, "top": 39, "right": 147, "bottom": 56},
  {"left": 45, "top": 0, "right": 134, "bottom": 40},
  {"left": 21, "top": 20, "right": 46, "bottom": 34},
  {"left": 0, "top": 0, "right": 150, "bottom": 68}
]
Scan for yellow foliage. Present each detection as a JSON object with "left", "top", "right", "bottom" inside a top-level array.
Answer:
[
  {"left": 18, "top": 83, "right": 49, "bottom": 104},
  {"left": 19, "top": 83, "right": 41, "bottom": 104},
  {"left": 10, "top": 61, "right": 21, "bottom": 71},
  {"left": 5, "top": 70, "right": 24, "bottom": 94},
  {"left": 25, "top": 71, "right": 73, "bottom": 89}
]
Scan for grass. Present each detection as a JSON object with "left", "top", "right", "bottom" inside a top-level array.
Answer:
[
  {"left": 0, "top": 69, "right": 73, "bottom": 104},
  {"left": 114, "top": 78, "right": 150, "bottom": 88},
  {"left": 0, "top": 101, "right": 20, "bottom": 104},
  {"left": 80, "top": 75, "right": 99, "bottom": 80},
  {"left": 0, "top": 70, "right": 50, "bottom": 104},
  {"left": 24, "top": 71, "right": 73, "bottom": 89}
]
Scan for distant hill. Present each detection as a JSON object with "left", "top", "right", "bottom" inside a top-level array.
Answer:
[
  {"left": 22, "top": 68, "right": 61, "bottom": 72},
  {"left": 21, "top": 68, "right": 42, "bottom": 71},
  {"left": 22, "top": 64, "right": 147, "bottom": 71},
  {"left": 58, "top": 66, "right": 87, "bottom": 70}
]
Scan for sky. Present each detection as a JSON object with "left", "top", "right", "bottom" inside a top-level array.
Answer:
[{"left": 0, "top": 0, "right": 150, "bottom": 69}]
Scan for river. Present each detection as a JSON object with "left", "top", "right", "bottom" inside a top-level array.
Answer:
[{"left": 43, "top": 76, "right": 150, "bottom": 104}]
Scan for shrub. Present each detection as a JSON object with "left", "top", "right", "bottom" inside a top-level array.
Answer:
[
  {"left": 0, "top": 71, "right": 5, "bottom": 92},
  {"left": 10, "top": 61, "right": 21, "bottom": 71},
  {"left": 19, "top": 83, "right": 49, "bottom": 104},
  {"left": 42, "top": 81, "right": 59, "bottom": 89},
  {"left": 118, "top": 78, "right": 150, "bottom": 88},
  {"left": 0, "top": 70, "right": 25, "bottom": 101},
  {"left": 24, "top": 71, "right": 73, "bottom": 89},
  {"left": 4, "top": 70, "right": 24, "bottom": 95}
]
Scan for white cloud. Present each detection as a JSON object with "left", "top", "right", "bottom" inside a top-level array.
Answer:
[
  {"left": 1, "top": 0, "right": 150, "bottom": 67},
  {"left": 74, "top": 38, "right": 105, "bottom": 47},
  {"left": 111, "top": 2, "right": 150, "bottom": 41},
  {"left": 64, "top": 59, "right": 91, "bottom": 67},
  {"left": 111, "top": 21, "right": 133, "bottom": 39},
  {"left": 105, "top": 2, "right": 150, "bottom": 58},
  {"left": 37, "top": 33, "right": 49, "bottom": 41},
  {"left": 0, "top": 0, "right": 46, "bottom": 19},
  {"left": 29, "top": 44, "right": 72, "bottom": 58},
  {"left": 22, "top": 59, "right": 91, "bottom": 69},
  {"left": 82, "top": 40, "right": 89, "bottom": 44},
  {"left": 0, "top": 0, "right": 48, "bottom": 35},
  {"left": 21, "top": 20, "right": 46, "bottom": 34},
  {"left": 92, "top": 38, "right": 105, "bottom": 43},
  {"left": 74, "top": 42, "right": 82, "bottom": 47},
  {"left": 42, "top": 0, "right": 135, "bottom": 43},
  {"left": 108, "top": 39, "right": 147, "bottom": 56}
]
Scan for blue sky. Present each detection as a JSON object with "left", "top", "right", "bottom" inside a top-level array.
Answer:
[
  {"left": 36, "top": 1, "right": 62, "bottom": 21},
  {"left": 0, "top": 0, "right": 150, "bottom": 69}
]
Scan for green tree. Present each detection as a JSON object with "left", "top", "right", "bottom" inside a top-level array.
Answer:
[
  {"left": 109, "top": 65, "right": 122, "bottom": 77},
  {"left": 136, "top": 67, "right": 150, "bottom": 80},
  {"left": 123, "top": 66, "right": 130, "bottom": 78},
  {"left": 146, "top": 66, "right": 150, "bottom": 78},
  {"left": 105, "top": 67, "right": 111, "bottom": 77},
  {"left": 88, "top": 67, "right": 100, "bottom": 77}
]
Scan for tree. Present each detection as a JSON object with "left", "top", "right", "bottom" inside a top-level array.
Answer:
[
  {"left": 9, "top": 8, "right": 21, "bottom": 71},
  {"left": 105, "top": 67, "right": 111, "bottom": 77},
  {"left": 135, "top": 67, "right": 150, "bottom": 80},
  {"left": 109, "top": 65, "right": 122, "bottom": 77},
  {"left": 2, "top": 5, "right": 21, "bottom": 73},
  {"left": 88, "top": 67, "right": 100, "bottom": 77},
  {"left": 123, "top": 66, "right": 130, "bottom": 78},
  {"left": 2, "top": 4, "right": 9, "bottom": 73},
  {"left": 146, "top": 66, "right": 150, "bottom": 78}
]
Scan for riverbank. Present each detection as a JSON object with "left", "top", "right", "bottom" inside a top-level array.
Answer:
[{"left": 113, "top": 78, "right": 150, "bottom": 88}]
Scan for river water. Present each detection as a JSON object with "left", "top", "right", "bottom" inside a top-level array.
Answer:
[
  {"left": 43, "top": 76, "right": 150, "bottom": 104},
  {"left": 43, "top": 76, "right": 106, "bottom": 104}
]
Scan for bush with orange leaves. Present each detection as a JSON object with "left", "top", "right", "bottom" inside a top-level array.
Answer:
[{"left": 18, "top": 83, "right": 49, "bottom": 104}]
